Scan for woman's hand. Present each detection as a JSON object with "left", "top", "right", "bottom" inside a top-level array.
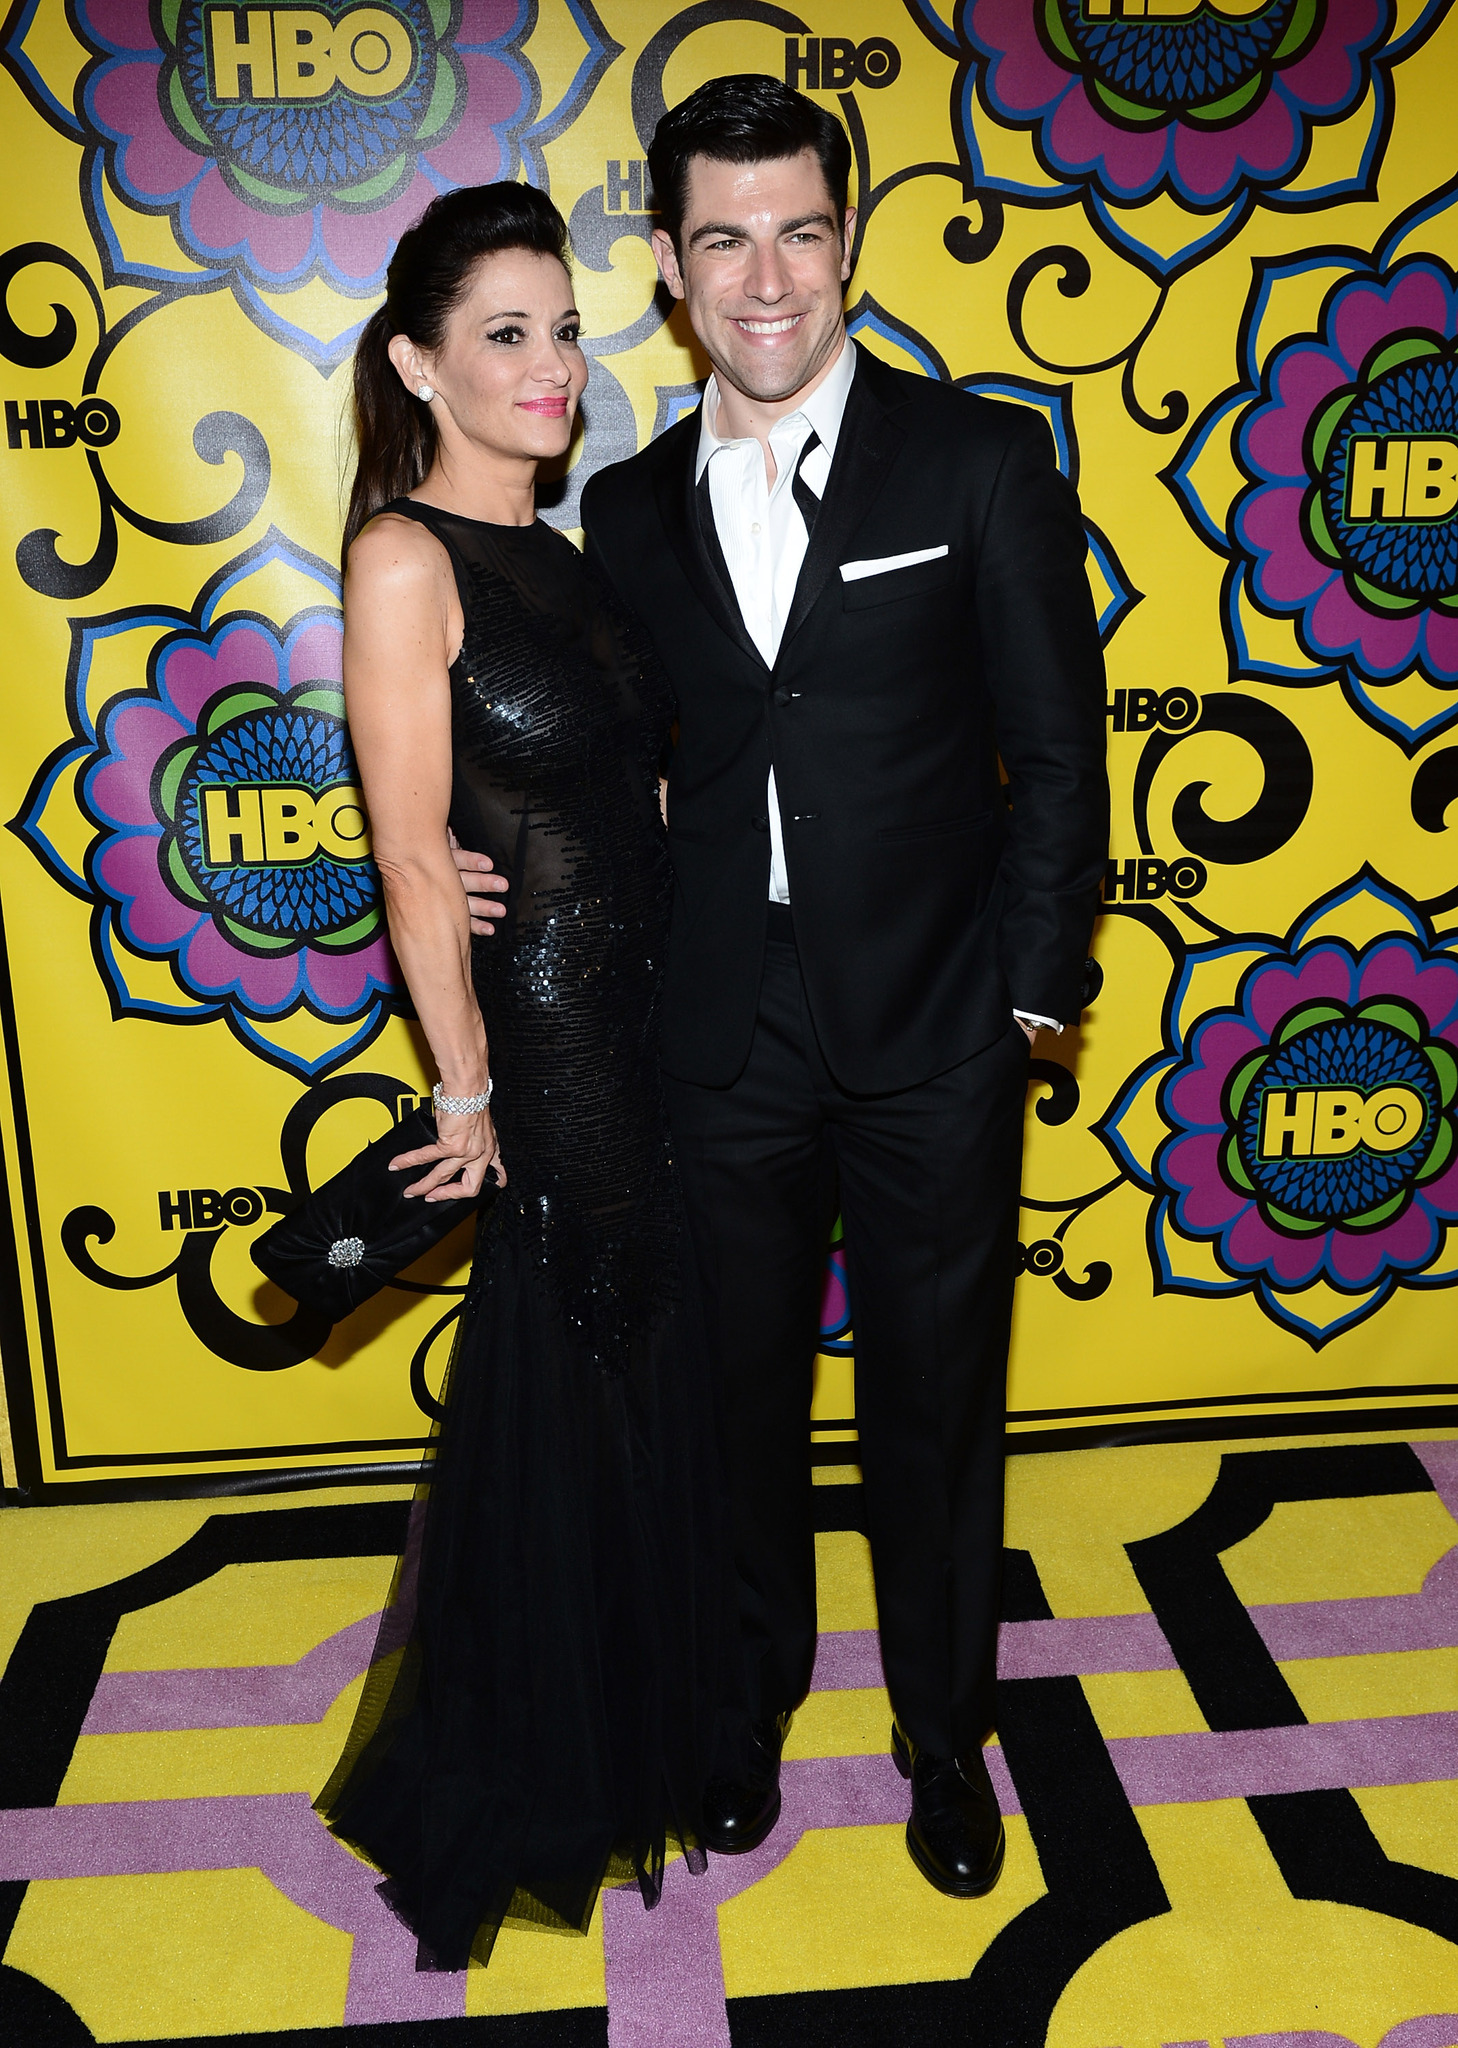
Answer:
[{"left": 390, "top": 1106, "right": 507, "bottom": 1200}]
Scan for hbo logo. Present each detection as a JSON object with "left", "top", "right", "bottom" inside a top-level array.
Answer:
[
  {"left": 158, "top": 1187, "right": 266, "bottom": 1231},
  {"left": 6, "top": 398, "right": 120, "bottom": 450},
  {"left": 1106, "top": 687, "right": 1200, "bottom": 733},
  {"left": 207, "top": 6, "right": 413, "bottom": 101},
  {"left": 200, "top": 784, "right": 371, "bottom": 867},
  {"left": 1102, "top": 856, "right": 1208, "bottom": 904},
  {"left": 784, "top": 36, "right": 901, "bottom": 89}
]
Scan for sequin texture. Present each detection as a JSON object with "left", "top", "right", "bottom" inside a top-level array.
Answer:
[{"left": 395, "top": 503, "right": 680, "bottom": 1374}]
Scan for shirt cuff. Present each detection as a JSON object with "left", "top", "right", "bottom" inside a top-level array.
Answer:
[{"left": 1014, "top": 1011, "right": 1063, "bottom": 1035}]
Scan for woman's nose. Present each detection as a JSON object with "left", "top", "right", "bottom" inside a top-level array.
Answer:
[{"left": 531, "top": 348, "right": 571, "bottom": 384}]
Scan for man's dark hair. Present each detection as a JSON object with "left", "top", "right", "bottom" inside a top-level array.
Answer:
[{"left": 647, "top": 75, "right": 852, "bottom": 251}]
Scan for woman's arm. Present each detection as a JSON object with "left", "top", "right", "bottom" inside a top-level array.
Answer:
[{"left": 343, "top": 515, "right": 504, "bottom": 1198}]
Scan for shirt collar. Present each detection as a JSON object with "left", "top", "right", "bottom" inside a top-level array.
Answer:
[{"left": 694, "top": 333, "right": 857, "bottom": 482}]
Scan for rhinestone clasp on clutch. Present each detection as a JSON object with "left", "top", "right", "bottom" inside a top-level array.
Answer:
[{"left": 327, "top": 1237, "right": 366, "bottom": 1269}]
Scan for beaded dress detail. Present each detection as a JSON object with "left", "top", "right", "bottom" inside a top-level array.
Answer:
[{"left": 317, "top": 502, "right": 734, "bottom": 1971}]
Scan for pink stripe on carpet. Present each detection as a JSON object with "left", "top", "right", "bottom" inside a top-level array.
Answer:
[
  {"left": 1378, "top": 2019, "right": 1458, "bottom": 2048},
  {"left": 808, "top": 1631, "right": 884, "bottom": 1690},
  {"left": 4, "top": 1716, "right": 1452, "bottom": 2040},
  {"left": 0, "top": 1794, "right": 462, "bottom": 2023},
  {"left": 1415, "top": 1440, "right": 1458, "bottom": 1524},
  {"left": 1108, "top": 1710, "right": 1458, "bottom": 1806},
  {"left": 73, "top": 1450, "right": 1458, "bottom": 1740},
  {"left": 1225, "top": 2034, "right": 1364, "bottom": 2047},
  {"left": 1250, "top": 1545, "right": 1458, "bottom": 1660},
  {"left": 997, "top": 1613, "right": 1178, "bottom": 1677},
  {"left": 1206, "top": 2023, "right": 1458, "bottom": 2048},
  {"left": 82, "top": 1613, "right": 383, "bottom": 1734},
  {"left": 602, "top": 1751, "right": 914, "bottom": 2046},
  {"left": 993, "top": 1541, "right": 1458, "bottom": 1682}
]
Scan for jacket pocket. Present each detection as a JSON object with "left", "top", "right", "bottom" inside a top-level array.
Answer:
[
  {"left": 841, "top": 547, "right": 959, "bottom": 610},
  {"left": 875, "top": 809, "right": 991, "bottom": 844}
]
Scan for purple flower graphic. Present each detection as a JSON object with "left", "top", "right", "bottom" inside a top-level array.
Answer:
[
  {"left": 951, "top": 0, "right": 1444, "bottom": 273},
  {"left": 1234, "top": 259, "right": 1458, "bottom": 690},
  {"left": 13, "top": 542, "right": 402, "bottom": 1079},
  {"left": 63, "top": 0, "right": 536, "bottom": 359},
  {"left": 1167, "top": 249, "right": 1458, "bottom": 747},
  {"left": 1100, "top": 877, "right": 1458, "bottom": 1345}
]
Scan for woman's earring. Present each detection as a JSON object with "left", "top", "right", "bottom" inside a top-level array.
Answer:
[{"left": 417, "top": 384, "right": 434, "bottom": 402}]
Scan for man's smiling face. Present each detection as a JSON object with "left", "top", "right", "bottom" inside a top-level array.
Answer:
[{"left": 653, "top": 148, "right": 854, "bottom": 413}]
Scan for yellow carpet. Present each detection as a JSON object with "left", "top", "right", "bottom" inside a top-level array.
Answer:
[{"left": 1, "top": 1431, "right": 1456, "bottom": 2044}]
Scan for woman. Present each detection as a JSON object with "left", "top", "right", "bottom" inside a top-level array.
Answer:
[{"left": 315, "top": 182, "right": 734, "bottom": 1972}]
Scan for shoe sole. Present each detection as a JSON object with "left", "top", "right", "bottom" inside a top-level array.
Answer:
[
  {"left": 904, "top": 1816, "right": 1006, "bottom": 1898},
  {"left": 703, "top": 1787, "right": 782, "bottom": 1857}
]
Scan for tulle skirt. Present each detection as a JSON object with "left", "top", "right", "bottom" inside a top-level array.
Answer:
[{"left": 315, "top": 1211, "right": 737, "bottom": 1970}]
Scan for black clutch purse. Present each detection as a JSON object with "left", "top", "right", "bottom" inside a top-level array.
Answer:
[{"left": 251, "top": 1107, "right": 481, "bottom": 1320}]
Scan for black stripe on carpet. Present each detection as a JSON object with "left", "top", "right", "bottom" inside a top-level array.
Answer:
[
  {"left": 0, "top": 1505, "right": 409, "bottom": 1813},
  {"left": 1128, "top": 1441, "right": 1458, "bottom": 1947},
  {"left": 0, "top": 1503, "right": 413, "bottom": 2043},
  {"left": 726, "top": 1547, "right": 1171, "bottom": 2046},
  {"left": 0, "top": 1963, "right": 607, "bottom": 2046}
]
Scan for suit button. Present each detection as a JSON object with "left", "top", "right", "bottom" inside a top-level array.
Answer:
[
  {"left": 773, "top": 687, "right": 793, "bottom": 706},
  {"left": 751, "top": 815, "right": 770, "bottom": 832}
]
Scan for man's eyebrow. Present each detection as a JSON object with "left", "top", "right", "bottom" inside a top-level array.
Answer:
[{"left": 686, "top": 211, "right": 837, "bottom": 248}]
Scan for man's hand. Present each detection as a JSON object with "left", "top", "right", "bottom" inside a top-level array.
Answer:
[
  {"left": 1017, "top": 1017, "right": 1038, "bottom": 1047},
  {"left": 449, "top": 829, "right": 508, "bottom": 937}
]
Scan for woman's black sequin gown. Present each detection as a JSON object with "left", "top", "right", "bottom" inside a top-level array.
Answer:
[{"left": 316, "top": 501, "right": 735, "bottom": 1971}]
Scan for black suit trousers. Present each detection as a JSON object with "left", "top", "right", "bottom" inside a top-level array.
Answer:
[{"left": 664, "top": 915, "right": 1028, "bottom": 1762}]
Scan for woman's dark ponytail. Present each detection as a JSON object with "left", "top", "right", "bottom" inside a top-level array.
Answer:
[
  {"left": 345, "top": 305, "right": 432, "bottom": 561},
  {"left": 343, "top": 182, "right": 571, "bottom": 565}
]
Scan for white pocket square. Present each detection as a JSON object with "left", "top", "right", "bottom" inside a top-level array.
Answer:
[{"left": 839, "top": 545, "right": 950, "bottom": 583}]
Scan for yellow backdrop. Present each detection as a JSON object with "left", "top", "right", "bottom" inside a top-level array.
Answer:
[{"left": 2, "top": 0, "right": 1457, "bottom": 1498}]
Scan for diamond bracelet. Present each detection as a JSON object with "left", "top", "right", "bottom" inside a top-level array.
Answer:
[{"left": 433, "top": 1079, "right": 493, "bottom": 1116}]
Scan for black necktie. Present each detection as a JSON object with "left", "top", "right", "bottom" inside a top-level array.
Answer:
[{"left": 791, "top": 428, "right": 823, "bottom": 538}]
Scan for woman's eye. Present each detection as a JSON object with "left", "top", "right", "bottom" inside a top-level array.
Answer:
[
  {"left": 556, "top": 324, "right": 581, "bottom": 344},
  {"left": 487, "top": 326, "right": 524, "bottom": 344}
]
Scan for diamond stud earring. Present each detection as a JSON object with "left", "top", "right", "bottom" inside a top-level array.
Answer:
[{"left": 418, "top": 384, "right": 434, "bottom": 402}]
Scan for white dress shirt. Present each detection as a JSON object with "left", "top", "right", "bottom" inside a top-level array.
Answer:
[
  {"left": 695, "top": 335, "right": 854, "bottom": 904},
  {"left": 694, "top": 337, "right": 1059, "bottom": 1034}
]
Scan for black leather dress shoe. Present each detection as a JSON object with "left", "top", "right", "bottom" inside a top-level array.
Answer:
[
  {"left": 891, "top": 1718, "right": 1005, "bottom": 1897},
  {"left": 701, "top": 1712, "right": 792, "bottom": 1854}
]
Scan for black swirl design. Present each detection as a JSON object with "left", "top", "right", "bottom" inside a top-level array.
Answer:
[
  {"left": 2, "top": 243, "right": 271, "bottom": 599},
  {"left": 1133, "top": 694, "right": 1314, "bottom": 866},
  {"left": 1008, "top": 247, "right": 1189, "bottom": 436}
]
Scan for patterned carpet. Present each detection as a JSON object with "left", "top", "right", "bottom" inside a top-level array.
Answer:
[{"left": 2, "top": 1433, "right": 1457, "bottom": 2046}]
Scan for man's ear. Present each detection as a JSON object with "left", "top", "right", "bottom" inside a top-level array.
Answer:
[
  {"left": 651, "top": 227, "right": 686, "bottom": 301},
  {"left": 839, "top": 206, "right": 857, "bottom": 283}
]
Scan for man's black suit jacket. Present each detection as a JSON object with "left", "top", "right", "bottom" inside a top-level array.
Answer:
[{"left": 581, "top": 342, "right": 1108, "bottom": 1096}]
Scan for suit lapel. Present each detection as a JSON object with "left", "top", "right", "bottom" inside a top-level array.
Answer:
[
  {"left": 778, "top": 358, "right": 905, "bottom": 660},
  {"left": 651, "top": 433, "right": 768, "bottom": 673}
]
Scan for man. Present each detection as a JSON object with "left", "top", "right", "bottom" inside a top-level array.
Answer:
[{"left": 462, "top": 75, "right": 1106, "bottom": 1896}]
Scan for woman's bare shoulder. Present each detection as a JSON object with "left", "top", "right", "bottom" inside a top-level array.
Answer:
[{"left": 347, "top": 508, "right": 451, "bottom": 598}]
